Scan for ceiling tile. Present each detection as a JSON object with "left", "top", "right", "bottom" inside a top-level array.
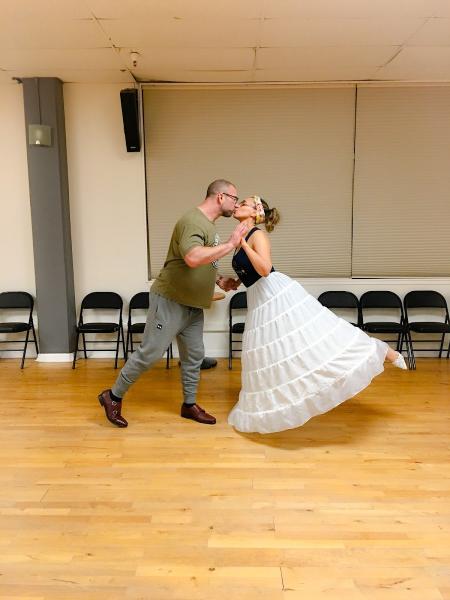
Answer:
[
  {"left": 0, "top": 70, "right": 16, "bottom": 83},
  {"left": 261, "top": 18, "right": 425, "bottom": 47},
  {"left": 0, "top": 0, "right": 92, "bottom": 19},
  {"left": 253, "top": 67, "right": 372, "bottom": 81},
  {"left": 1, "top": 0, "right": 449, "bottom": 84},
  {"left": 256, "top": 47, "right": 398, "bottom": 70},
  {"left": 376, "top": 46, "right": 450, "bottom": 79},
  {"left": 0, "top": 48, "right": 126, "bottom": 71},
  {"left": 136, "top": 69, "right": 254, "bottom": 83},
  {"left": 118, "top": 48, "right": 254, "bottom": 72},
  {"left": 101, "top": 18, "right": 260, "bottom": 48},
  {"left": 434, "top": 0, "right": 450, "bottom": 17},
  {"left": 0, "top": 19, "right": 108, "bottom": 50},
  {"left": 262, "top": 0, "right": 443, "bottom": 18},
  {"left": 12, "top": 69, "right": 134, "bottom": 83},
  {"left": 86, "top": 0, "right": 263, "bottom": 19},
  {"left": 407, "top": 17, "right": 450, "bottom": 45}
]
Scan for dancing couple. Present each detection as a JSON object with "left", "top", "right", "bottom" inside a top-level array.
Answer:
[{"left": 98, "top": 179, "right": 406, "bottom": 434}]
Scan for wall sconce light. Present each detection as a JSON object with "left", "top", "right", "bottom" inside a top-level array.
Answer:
[
  {"left": 28, "top": 78, "right": 52, "bottom": 147},
  {"left": 28, "top": 124, "right": 52, "bottom": 146}
]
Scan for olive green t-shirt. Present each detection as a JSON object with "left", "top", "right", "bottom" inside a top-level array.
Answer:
[{"left": 151, "top": 208, "right": 219, "bottom": 309}]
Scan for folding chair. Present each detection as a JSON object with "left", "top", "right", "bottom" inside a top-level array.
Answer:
[
  {"left": 228, "top": 291, "right": 247, "bottom": 370},
  {"left": 404, "top": 290, "right": 450, "bottom": 364},
  {"left": 0, "top": 291, "right": 39, "bottom": 368},
  {"left": 360, "top": 290, "right": 415, "bottom": 370},
  {"left": 317, "top": 291, "right": 361, "bottom": 327},
  {"left": 72, "top": 292, "right": 125, "bottom": 369}
]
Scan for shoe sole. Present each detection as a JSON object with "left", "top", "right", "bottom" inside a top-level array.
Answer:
[
  {"left": 98, "top": 394, "right": 128, "bottom": 428},
  {"left": 181, "top": 413, "right": 216, "bottom": 425}
]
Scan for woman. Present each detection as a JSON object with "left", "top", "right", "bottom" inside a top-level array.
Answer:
[{"left": 228, "top": 196, "right": 407, "bottom": 434}]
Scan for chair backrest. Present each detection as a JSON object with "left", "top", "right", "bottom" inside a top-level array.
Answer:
[
  {"left": 360, "top": 291, "right": 404, "bottom": 325},
  {"left": 129, "top": 292, "right": 149, "bottom": 310},
  {"left": 360, "top": 291, "right": 403, "bottom": 311},
  {"left": 0, "top": 291, "right": 34, "bottom": 310},
  {"left": 318, "top": 291, "right": 359, "bottom": 309},
  {"left": 229, "top": 291, "right": 247, "bottom": 312},
  {"left": 404, "top": 290, "right": 448, "bottom": 310},
  {"left": 81, "top": 292, "right": 123, "bottom": 310}
]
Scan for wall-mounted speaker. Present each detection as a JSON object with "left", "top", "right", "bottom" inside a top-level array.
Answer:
[{"left": 120, "top": 88, "right": 141, "bottom": 152}]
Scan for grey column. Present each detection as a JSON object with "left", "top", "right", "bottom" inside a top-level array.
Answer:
[{"left": 22, "top": 77, "right": 76, "bottom": 354}]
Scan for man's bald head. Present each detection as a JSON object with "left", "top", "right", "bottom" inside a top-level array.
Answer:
[{"left": 206, "top": 179, "right": 235, "bottom": 199}]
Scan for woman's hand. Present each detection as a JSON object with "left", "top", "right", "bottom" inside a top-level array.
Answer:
[{"left": 217, "top": 276, "right": 241, "bottom": 291}]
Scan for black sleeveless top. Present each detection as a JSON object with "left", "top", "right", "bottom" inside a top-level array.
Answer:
[{"left": 231, "top": 227, "right": 275, "bottom": 288}]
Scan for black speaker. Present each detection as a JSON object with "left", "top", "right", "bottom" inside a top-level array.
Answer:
[{"left": 120, "top": 88, "right": 141, "bottom": 152}]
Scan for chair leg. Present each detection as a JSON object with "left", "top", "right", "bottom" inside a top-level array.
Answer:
[
  {"left": 121, "top": 324, "right": 126, "bottom": 361},
  {"left": 405, "top": 335, "right": 413, "bottom": 370},
  {"left": 72, "top": 331, "right": 80, "bottom": 369},
  {"left": 438, "top": 333, "right": 445, "bottom": 358},
  {"left": 170, "top": 343, "right": 173, "bottom": 359},
  {"left": 82, "top": 333, "right": 87, "bottom": 359},
  {"left": 408, "top": 332, "right": 416, "bottom": 370},
  {"left": 229, "top": 334, "right": 232, "bottom": 370},
  {"left": 166, "top": 345, "right": 170, "bottom": 369},
  {"left": 125, "top": 328, "right": 130, "bottom": 362},
  {"left": 21, "top": 328, "right": 31, "bottom": 369},
  {"left": 396, "top": 332, "right": 402, "bottom": 352},
  {"left": 31, "top": 320, "right": 39, "bottom": 355},
  {"left": 447, "top": 336, "right": 450, "bottom": 359},
  {"left": 114, "top": 330, "right": 120, "bottom": 369}
]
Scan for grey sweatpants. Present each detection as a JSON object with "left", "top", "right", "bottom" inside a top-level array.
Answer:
[{"left": 112, "top": 292, "right": 204, "bottom": 404}]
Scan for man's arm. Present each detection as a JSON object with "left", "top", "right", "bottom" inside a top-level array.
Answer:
[
  {"left": 184, "top": 242, "right": 234, "bottom": 268},
  {"left": 184, "top": 222, "right": 248, "bottom": 268}
]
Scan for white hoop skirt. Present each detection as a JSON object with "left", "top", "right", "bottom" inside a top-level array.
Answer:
[{"left": 228, "top": 272, "right": 388, "bottom": 434}]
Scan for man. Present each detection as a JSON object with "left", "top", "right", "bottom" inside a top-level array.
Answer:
[{"left": 98, "top": 179, "right": 245, "bottom": 428}]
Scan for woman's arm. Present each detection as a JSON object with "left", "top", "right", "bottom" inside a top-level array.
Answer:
[
  {"left": 184, "top": 222, "right": 248, "bottom": 268},
  {"left": 240, "top": 230, "right": 273, "bottom": 277}
]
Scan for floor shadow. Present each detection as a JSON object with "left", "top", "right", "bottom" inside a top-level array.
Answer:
[{"left": 231, "top": 400, "right": 395, "bottom": 449}]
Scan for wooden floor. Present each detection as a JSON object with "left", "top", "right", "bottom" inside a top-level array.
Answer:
[{"left": 1, "top": 357, "right": 449, "bottom": 600}]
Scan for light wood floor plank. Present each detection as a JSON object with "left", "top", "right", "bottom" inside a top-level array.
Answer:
[{"left": 0, "top": 357, "right": 449, "bottom": 599}]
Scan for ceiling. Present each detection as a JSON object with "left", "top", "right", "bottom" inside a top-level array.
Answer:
[{"left": 1, "top": 0, "right": 450, "bottom": 84}]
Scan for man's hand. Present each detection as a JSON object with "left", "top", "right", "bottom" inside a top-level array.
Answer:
[
  {"left": 216, "top": 277, "right": 241, "bottom": 292},
  {"left": 228, "top": 222, "right": 249, "bottom": 248}
]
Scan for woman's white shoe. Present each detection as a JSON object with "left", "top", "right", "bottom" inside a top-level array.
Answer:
[{"left": 392, "top": 352, "right": 408, "bottom": 370}]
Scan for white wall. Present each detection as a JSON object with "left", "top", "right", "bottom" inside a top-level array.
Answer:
[
  {"left": 0, "top": 83, "right": 35, "bottom": 293},
  {"left": 0, "top": 82, "right": 449, "bottom": 359},
  {"left": 64, "top": 83, "right": 148, "bottom": 306}
]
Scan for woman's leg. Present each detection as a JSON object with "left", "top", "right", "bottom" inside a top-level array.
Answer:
[
  {"left": 385, "top": 344, "right": 408, "bottom": 369},
  {"left": 385, "top": 345, "right": 399, "bottom": 362}
]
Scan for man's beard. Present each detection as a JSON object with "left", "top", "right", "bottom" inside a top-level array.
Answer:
[{"left": 222, "top": 209, "right": 234, "bottom": 217}]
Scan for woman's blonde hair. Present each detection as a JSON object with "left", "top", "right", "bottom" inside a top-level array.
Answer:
[{"left": 261, "top": 199, "right": 280, "bottom": 233}]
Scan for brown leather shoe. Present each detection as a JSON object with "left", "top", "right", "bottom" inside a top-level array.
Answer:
[
  {"left": 98, "top": 389, "right": 128, "bottom": 428},
  {"left": 181, "top": 403, "right": 216, "bottom": 425}
]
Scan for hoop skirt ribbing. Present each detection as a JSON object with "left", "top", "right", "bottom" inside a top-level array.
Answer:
[{"left": 228, "top": 272, "right": 388, "bottom": 434}]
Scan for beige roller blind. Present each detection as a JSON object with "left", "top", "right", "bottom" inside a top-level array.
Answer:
[
  {"left": 353, "top": 86, "right": 450, "bottom": 277},
  {"left": 144, "top": 87, "right": 355, "bottom": 279}
]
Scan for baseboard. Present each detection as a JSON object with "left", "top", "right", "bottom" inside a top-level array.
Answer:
[{"left": 36, "top": 353, "right": 74, "bottom": 362}]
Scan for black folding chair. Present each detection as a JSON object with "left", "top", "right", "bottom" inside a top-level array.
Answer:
[
  {"left": 72, "top": 292, "right": 125, "bottom": 369},
  {"left": 317, "top": 291, "right": 361, "bottom": 327},
  {"left": 126, "top": 292, "right": 172, "bottom": 369},
  {"left": 228, "top": 291, "right": 247, "bottom": 370},
  {"left": 360, "top": 291, "right": 415, "bottom": 370},
  {"left": 0, "top": 291, "right": 39, "bottom": 369},
  {"left": 404, "top": 290, "right": 450, "bottom": 363}
]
